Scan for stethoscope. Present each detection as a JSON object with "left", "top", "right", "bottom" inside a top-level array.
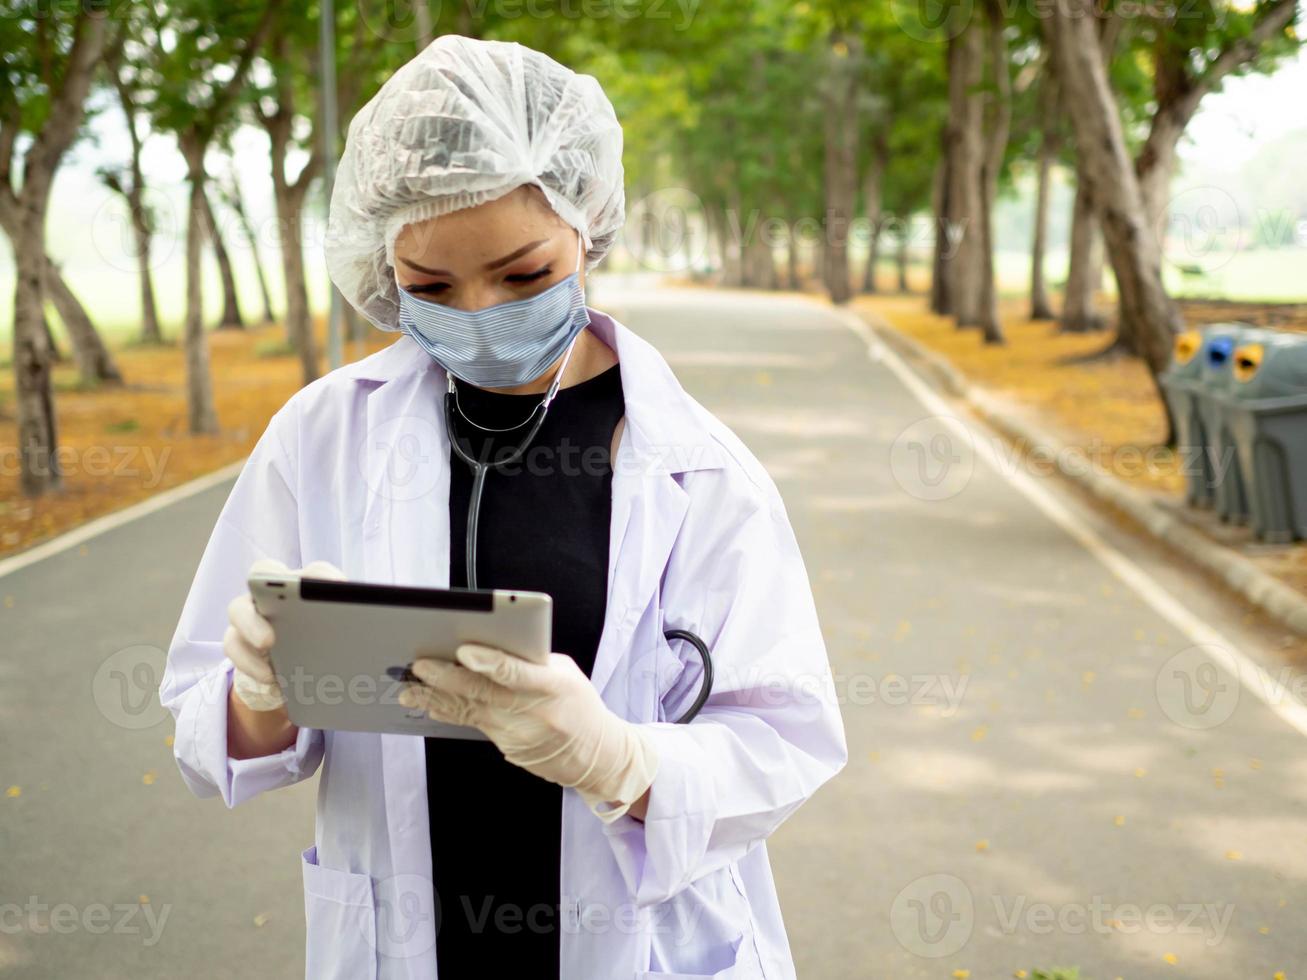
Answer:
[{"left": 443, "top": 339, "right": 713, "bottom": 724}]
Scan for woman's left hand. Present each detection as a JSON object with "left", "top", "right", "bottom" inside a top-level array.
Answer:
[{"left": 399, "top": 643, "right": 658, "bottom": 821}]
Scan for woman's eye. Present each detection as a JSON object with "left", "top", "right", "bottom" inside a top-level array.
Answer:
[
  {"left": 406, "top": 282, "right": 447, "bottom": 296},
  {"left": 506, "top": 266, "right": 551, "bottom": 284}
]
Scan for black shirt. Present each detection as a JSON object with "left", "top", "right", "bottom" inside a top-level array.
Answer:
[{"left": 425, "top": 362, "right": 624, "bottom": 977}]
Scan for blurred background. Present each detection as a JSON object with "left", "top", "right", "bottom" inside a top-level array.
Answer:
[{"left": 4, "top": 2, "right": 1307, "bottom": 979}]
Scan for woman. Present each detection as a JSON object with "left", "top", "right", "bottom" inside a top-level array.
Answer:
[{"left": 160, "top": 34, "right": 846, "bottom": 980}]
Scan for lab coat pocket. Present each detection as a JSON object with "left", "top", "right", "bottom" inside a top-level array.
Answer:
[
  {"left": 654, "top": 612, "right": 712, "bottom": 725},
  {"left": 301, "top": 845, "right": 378, "bottom": 980},
  {"left": 634, "top": 935, "right": 749, "bottom": 979},
  {"left": 641, "top": 864, "right": 763, "bottom": 979}
]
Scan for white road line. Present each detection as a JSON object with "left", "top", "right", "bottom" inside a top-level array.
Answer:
[
  {"left": 833, "top": 306, "right": 1307, "bottom": 739},
  {"left": 0, "top": 458, "right": 247, "bottom": 581}
]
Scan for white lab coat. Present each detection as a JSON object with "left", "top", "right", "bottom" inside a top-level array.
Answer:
[{"left": 160, "top": 308, "right": 847, "bottom": 980}]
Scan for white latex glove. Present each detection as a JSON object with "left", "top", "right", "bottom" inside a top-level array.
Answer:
[
  {"left": 400, "top": 643, "right": 659, "bottom": 823},
  {"left": 225, "top": 558, "right": 347, "bottom": 711}
]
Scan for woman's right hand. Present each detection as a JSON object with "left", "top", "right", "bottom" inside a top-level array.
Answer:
[{"left": 226, "top": 558, "right": 346, "bottom": 711}]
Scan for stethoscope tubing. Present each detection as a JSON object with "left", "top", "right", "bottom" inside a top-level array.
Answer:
[{"left": 443, "top": 366, "right": 712, "bottom": 724}]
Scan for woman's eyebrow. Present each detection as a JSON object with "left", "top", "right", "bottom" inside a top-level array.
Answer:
[{"left": 399, "top": 239, "right": 551, "bottom": 276}]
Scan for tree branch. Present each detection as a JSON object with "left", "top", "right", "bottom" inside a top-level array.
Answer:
[
  {"left": 1181, "top": 0, "right": 1298, "bottom": 120},
  {"left": 26, "top": 8, "right": 109, "bottom": 200}
]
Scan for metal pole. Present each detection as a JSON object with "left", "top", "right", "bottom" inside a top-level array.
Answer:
[{"left": 320, "top": 0, "right": 342, "bottom": 370}]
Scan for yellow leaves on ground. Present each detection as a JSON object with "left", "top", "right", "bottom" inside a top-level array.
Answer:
[
  {"left": 0, "top": 319, "right": 392, "bottom": 559},
  {"left": 855, "top": 292, "right": 1307, "bottom": 605}
]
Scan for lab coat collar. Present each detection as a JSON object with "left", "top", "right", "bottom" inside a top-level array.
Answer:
[
  {"left": 352, "top": 306, "right": 730, "bottom": 710},
  {"left": 343, "top": 307, "right": 727, "bottom": 476}
]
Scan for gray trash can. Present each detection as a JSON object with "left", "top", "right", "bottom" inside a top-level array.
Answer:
[
  {"left": 1160, "top": 328, "right": 1215, "bottom": 507},
  {"left": 1193, "top": 323, "right": 1267, "bottom": 524},
  {"left": 1223, "top": 333, "right": 1307, "bottom": 543}
]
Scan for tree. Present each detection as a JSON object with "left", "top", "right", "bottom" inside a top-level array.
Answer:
[
  {"left": 1042, "top": 0, "right": 1182, "bottom": 397},
  {"left": 0, "top": 2, "right": 111, "bottom": 495},
  {"left": 144, "top": 0, "right": 283, "bottom": 434},
  {"left": 199, "top": 186, "right": 245, "bottom": 330},
  {"left": 252, "top": 0, "right": 391, "bottom": 385},
  {"left": 820, "top": 26, "right": 863, "bottom": 304},
  {"left": 1028, "top": 73, "right": 1059, "bottom": 321},
  {"left": 101, "top": 29, "right": 164, "bottom": 346},
  {"left": 214, "top": 167, "right": 275, "bottom": 325},
  {"left": 972, "top": 0, "right": 1012, "bottom": 344}
]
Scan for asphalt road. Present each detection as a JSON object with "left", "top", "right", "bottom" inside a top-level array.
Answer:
[{"left": 3, "top": 285, "right": 1306, "bottom": 979}]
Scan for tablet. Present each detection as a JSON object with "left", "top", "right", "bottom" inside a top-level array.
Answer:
[{"left": 248, "top": 570, "right": 552, "bottom": 739}]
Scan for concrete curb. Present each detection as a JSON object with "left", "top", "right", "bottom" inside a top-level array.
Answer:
[{"left": 857, "top": 307, "right": 1307, "bottom": 638}]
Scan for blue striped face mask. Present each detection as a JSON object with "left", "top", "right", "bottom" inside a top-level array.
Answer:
[{"left": 395, "top": 234, "right": 590, "bottom": 388}]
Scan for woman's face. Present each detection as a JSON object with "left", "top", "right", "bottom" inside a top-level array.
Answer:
[{"left": 392, "top": 184, "right": 585, "bottom": 313}]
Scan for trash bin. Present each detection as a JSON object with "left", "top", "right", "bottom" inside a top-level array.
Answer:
[
  {"left": 1223, "top": 332, "right": 1307, "bottom": 543},
  {"left": 1160, "top": 328, "right": 1214, "bottom": 507},
  {"left": 1195, "top": 323, "right": 1271, "bottom": 525}
]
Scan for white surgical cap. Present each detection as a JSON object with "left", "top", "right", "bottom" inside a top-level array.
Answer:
[{"left": 324, "top": 34, "right": 626, "bottom": 332}]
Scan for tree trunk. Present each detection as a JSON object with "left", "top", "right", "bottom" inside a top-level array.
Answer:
[
  {"left": 274, "top": 181, "right": 319, "bottom": 384},
  {"left": 199, "top": 189, "right": 244, "bottom": 330},
  {"left": 930, "top": 148, "right": 952, "bottom": 314},
  {"left": 3, "top": 8, "right": 107, "bottom": 495},
  {"left": 862, "top": 226, "right": 882, "bottom": 294},
  {"left": 1030, "top": 117, "right": 1057, "bottom": 320},
  {"left": 41, "top": 315, "right": 62, "bottom": 362},
  {"left": 13, "top": 216, "right": 61, "bottom": 496},
  {"left": 786, "top": 220, "right": 801, "bottom": 290},
  {"left": 744, "top": 230, "right": 777, "bottom": 289},
  {"left": 861, "top": 131, "right": 888, "bottom": 294},
  {"left": 129, "top": 181, "right": 164, "bottom": 345},
  {"left": 222, "top": 179, "right": 275, "bottom": 324},
  {"left": 821, "top": 30, "right": 860, "bottom": 304},
  {"left": 1060, "top": 177, "right": 1105, "bottom": 332},
  {"left": 115, "top": 78, "right": 163, "bottom": 345},
  {"left": 1044, "top": 0, "right": 1182, "bottom": 388},
  {"left": 181, "top": 140, "right": 219, "bottom": 434},
  {"left": 944, "top": 24, "right": 986, "bottom": 327},
  {"left": 719, "top": 201, "right": 743, "bottom": 287},
  {"left": 41, "top": 255, "right": 123, "bottom": 384},
  {"left": 975, "top": 0, "right": 1010, "bottom": 344},
  {"left": 896, "top": 231, "right": 910, "bottom": 292}
]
